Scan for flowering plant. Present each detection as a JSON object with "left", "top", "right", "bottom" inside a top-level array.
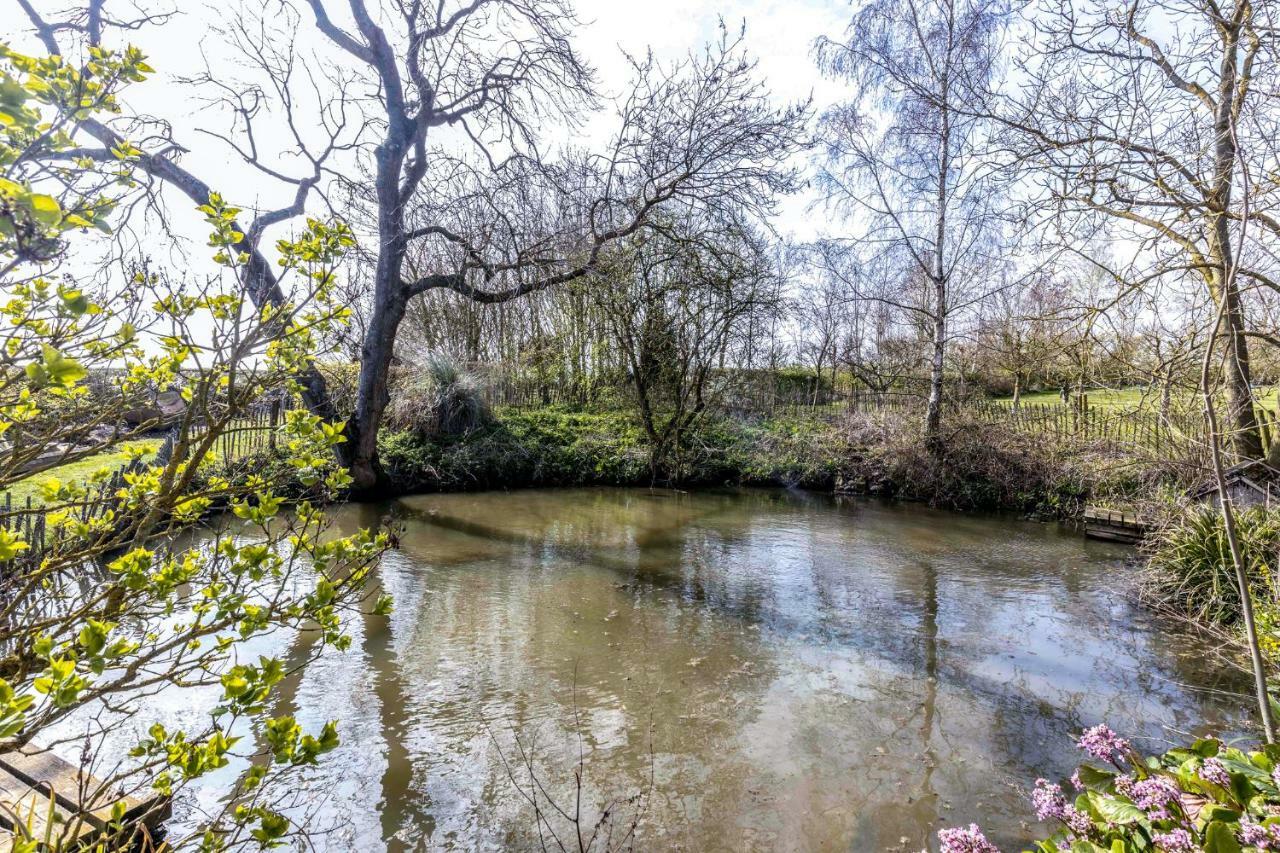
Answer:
[{"left": 939, "top": 725, "right": 1280, "bottom": 852}]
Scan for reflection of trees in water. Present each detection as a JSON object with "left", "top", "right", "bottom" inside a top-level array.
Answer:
[
  {"left": 327, "top": 493, "right": 787, "bottom": 848},
  {"left": 240, "top": 489, "right": 1253, "bottom": 850}
]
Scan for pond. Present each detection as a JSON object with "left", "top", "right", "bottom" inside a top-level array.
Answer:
[{"left": 155, "top": 487, "right": 1251, "bottom": 850}]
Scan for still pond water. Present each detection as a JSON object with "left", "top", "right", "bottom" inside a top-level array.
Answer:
[{"left": 159, "top": 487, "right": 1251, "bottom": 851}]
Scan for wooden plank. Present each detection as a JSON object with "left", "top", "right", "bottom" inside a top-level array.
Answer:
[
  {"left": 3, "top": 747, "right": 126, "bottom": 824},
  {"left": 0, "top": 765, "right": 101, "bottom": 846},
  {"left": 0, "top": 747, "right": 167, "bottom": 846}
]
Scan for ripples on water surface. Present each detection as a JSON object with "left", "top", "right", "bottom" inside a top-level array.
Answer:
[{"left": 113, "top": 488, "right": 1252, "bottom": 850}]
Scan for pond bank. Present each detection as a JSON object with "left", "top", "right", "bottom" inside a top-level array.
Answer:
[{"left": 375, "top": 406, "right": 1166, "bottom": 519}]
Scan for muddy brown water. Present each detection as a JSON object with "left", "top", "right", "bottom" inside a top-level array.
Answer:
[{"left": 84, "top": 488, "right": 1257, "bottom": 850}]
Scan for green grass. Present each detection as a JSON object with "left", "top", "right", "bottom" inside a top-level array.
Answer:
[
  {"left": 2, "top": 438, "right": 161, "bottom": 508},
  {"left": 999, "top": 385, "right": 1280, "bottom": 411}
]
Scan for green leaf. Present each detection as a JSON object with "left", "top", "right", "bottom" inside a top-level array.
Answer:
[
  {"left": 1087, "top": 791, "right": 1145, "bottom": 825},
  {"left": 1194, "top": 738, "right": 1222, "bottom": 758},
  {"left": 1204, "top": 820, "right": 1242, "bottom": 853},
  {"left": 1075, "top": 764, "right": 1117, "bottom": 792},
  {"left": 28, "top": 193, "right": 62, "bottom": 226}
]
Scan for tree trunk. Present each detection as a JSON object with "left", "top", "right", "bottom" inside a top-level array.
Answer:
[
  {"left": 924, "top": 299, "right": 946, "bottom": 447},
  {"left": 341, "top": 288, "right": 408, "bottom": 494},
  {"left": 924, "top": 89, "right": 951, "bottom": 451},
  {"left": 1160, "top": 365, "right": 1173, "bottom": 425},
  {"left": 1206, "top": 24, "right": 1263, "bottom": 461},
  {"left": 339, "top": 135, "right": 412, "bottom": 495},
  {"left": 1213, "top": 269, "right": 1262, "bottom": 460}
]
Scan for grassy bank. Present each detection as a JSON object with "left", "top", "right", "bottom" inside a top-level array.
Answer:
[{"left": 377, "top": 405, "right": 1170, "bottom": 517}]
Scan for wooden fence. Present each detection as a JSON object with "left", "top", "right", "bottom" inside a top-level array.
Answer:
[
  {"left": 0, "top": 400, "right": 289, "bottom": 565},
  {"left": 471, "top": 369, "right": 1211, "bottom": 455},
  {"left": 962, "top": 399, "right": 1207, "bottom": 455},
  {"left": 0, "top": 468, "right": 128, "bottom": 571},
  {"left": 187, "top": 399, "right": 287, "bottom": 462}
]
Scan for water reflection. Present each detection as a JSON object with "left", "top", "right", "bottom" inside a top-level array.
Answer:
[{"left": 158, "top": 487, "right": 1249, "bottom": 850}]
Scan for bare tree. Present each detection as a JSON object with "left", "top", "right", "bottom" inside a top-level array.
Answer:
[
  {"left": 20, "top": 3, "right": 805, "bottom": 491},
  {"left": 792, "top": 259, "right": 854, "bottom": 405},
  {"left": 285, "top": 6, "right": 805, "bottom": 491},
  {"left": 17, "top": 0, "right": 350, "bottom": 423},
  {"left": 976, "top": 273, "right": 1072, "bottom": 404},
  {"left": 1005, "top": 0, "right": 1280, "bottom": 459},
  {"left": 596, "top": 216, "right": 781, "bottom": 482},
  {"left": 814, "top": 0, "right": 1012, "bottom": 448}
]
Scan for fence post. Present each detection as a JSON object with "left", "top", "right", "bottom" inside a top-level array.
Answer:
[{"left": 269, "top": 398, "right": 281, "bottom": 451}]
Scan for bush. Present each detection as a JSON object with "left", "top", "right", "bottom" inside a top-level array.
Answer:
[
  {"left": 386, "top": 354, "right": 489, "bottom": 439},
  {"left": 826, "top": 412, "right": 1079, "bottom": 513},
  {"left": 379, "top": 408, "right": 652, "bottom": 492},
  {"left": 1145, "top": 506, "right": 1280, "bottom": 628},
  {"left": 939, "top": 725, "right": 1280, "bottom": 853}
]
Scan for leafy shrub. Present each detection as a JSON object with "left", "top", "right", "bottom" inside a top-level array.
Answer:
[
  {"left": 939, "top": 725, "right": 1280, "bottom": 853},
  {"left": 379, "top": 408, "right": 651, "bottom": 492}
]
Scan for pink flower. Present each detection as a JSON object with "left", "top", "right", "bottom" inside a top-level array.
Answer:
[
  {"left": 937, "top": 824, "right": 1000, "bottom": 853},
  {"left": 1032, "top": 779, "right": 1067, "bottom": 822},
  {"left": 1077, "top": 724, "right": 1130, "bottom": 763},
  {"left": 1115, "top": 775, "right": 1182, "bottom": 821},
  {"left": 1030, "top": 779, "right": 1092, "bottom": 837},
  {"left": 1152, "top": 829, "right": 1197, "bottom": 851},
  {"left": 1200, "top": 757, "right": 1231, "bottom": 788},
  {"left": 1240, "top": 818, "right": 1280, "bottom": 850}
]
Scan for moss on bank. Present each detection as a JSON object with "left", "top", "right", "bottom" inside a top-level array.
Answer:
[{"left": 377, "top": 405, "right": 1168, "bottom": 517}]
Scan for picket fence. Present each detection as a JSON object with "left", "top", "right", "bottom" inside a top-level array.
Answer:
[{"left": 0, "top": 400, "right": 289, "bottom": 565}]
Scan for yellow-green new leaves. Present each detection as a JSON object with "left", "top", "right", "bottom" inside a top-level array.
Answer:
[
  {"left": 0, "top": 529, "right": 28, "bottom": 561},
  {"left": 280, "top": 410, "right": 351, "bottom": 489},
  {"left": 31, "top": 656, "right": 88, "bottom": 708},
  {"left": 218, "top": 656, "right": 285, "bottom": 715},
  {"left": 0, "top": 678, "right": 34, "bottom": 741},
  {"left": 0, "top": 44, "right": 148, "bottom": 258},
  {"left": 131, "top": 725, "right": 239, "bottom": 796},
  {"left": 234, "top": 805, "right": 292, "bottom": 848},
  {"left": 24, "top": 344, "right": 87, "bottom": 390},
  {"left": 262, "top": 716, "right": 338, "bottom": 766}
]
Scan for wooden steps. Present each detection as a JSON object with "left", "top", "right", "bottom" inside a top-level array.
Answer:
[
  {"left": 1083, "top": 505, "right": 1147, "bottom": 543},
  {"left": 0, "top": 745, "right": 168, "bottom": 848}
]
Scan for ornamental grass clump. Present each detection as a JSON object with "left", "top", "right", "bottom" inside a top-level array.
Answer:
[
  {"left": 387, "top": 354, "right": 490, "bottom": 439},
  {"left": 937, "top": 724, "right": 1280, "bottom": 852},
  {"left": 1144, "top": 506, "right": 1280, "bottom": 628}
]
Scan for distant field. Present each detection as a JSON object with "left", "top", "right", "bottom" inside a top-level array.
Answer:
[
  {"left": 2, "top": 438, "right": 161, "bottom": 508},
  {"left": 997, "top": 386, "right": 1280, "bottom": 411}
]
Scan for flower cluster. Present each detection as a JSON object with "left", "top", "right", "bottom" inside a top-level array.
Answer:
[
  {"left": 1115, "top": 774, "right": 1182, "bottom": 821},
  {"left": 1241, "top": 819, "right": 1280, "bottom": 851},
  {"left": 1031, "top": 779, "right": 1091, "bottom": 835},
  {"left": 1199, "top": 757, "right": 1232, "bottom": 788},
  {"left": 1152, "top": 828, "right": 1197, "bottom": 851},
  {"left": 1076, "top": 723, "right": 1130, "bottom": 763},
  {"left": 937, "top": 824, "right": 1000, "bottom": 853},
  {"left": 937, "top": 727, "right": 1280, "bottom": 853}
]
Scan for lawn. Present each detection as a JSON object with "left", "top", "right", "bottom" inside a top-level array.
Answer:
[
  {"left": 2, "top": 438, "right": 161, "bottom": 508},
  {"left": 997, "top": 386, "right": 1280, "bottom": 412}
]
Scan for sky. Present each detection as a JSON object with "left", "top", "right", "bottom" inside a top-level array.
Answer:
[{"left": 14, "top": 0, "right": 855, "bottom": 266}]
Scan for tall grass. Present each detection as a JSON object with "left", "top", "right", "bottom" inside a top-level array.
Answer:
[
  {"left": 1144, "top": 506, "right": 1280, "bottom": 627},
  {"left": 386, "top": 354, "right": 489, "bottom": 439}
]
